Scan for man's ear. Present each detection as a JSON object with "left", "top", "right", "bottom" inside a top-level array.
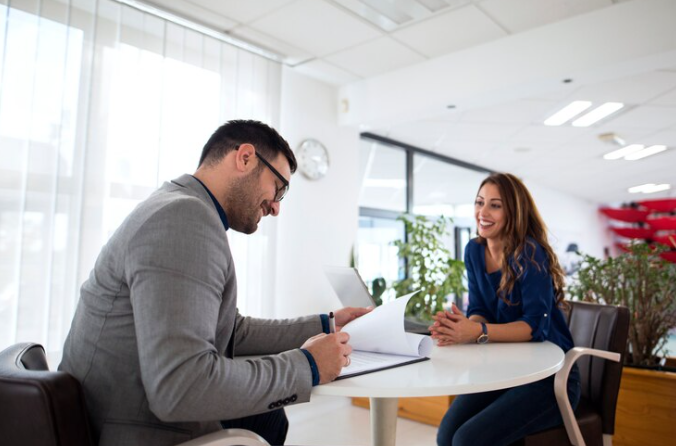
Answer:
[{"left": 234, "top": 143, "right": 256, "bottom": 172}]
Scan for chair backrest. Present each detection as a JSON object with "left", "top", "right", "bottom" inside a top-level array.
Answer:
[
  {"left": 567, "top": 301, "right": 630, "bottom": 435},
  {"left": 0, "top": 342, "right": 95, "bottom": 446}
]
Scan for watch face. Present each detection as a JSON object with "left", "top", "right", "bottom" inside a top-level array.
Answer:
[{"left": 297, "top": 139, "right": 329, "bottom": 180}]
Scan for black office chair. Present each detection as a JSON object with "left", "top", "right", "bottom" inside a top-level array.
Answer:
[
  {"left": 0, "top": 342, "right": 270, "bottom": 446},
  {"left": 521, "top": 301, "right": 630, "bottom": 446}
]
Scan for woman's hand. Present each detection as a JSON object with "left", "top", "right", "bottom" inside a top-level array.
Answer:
[{"left": 429, "top": 303, "right": 482, "bottom": 346}]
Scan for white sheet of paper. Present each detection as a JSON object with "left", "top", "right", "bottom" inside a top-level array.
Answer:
[{"left": 340, "top": 291, "right": 433, "bottom": 357}]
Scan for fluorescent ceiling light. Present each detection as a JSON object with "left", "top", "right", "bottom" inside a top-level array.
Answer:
[
  {"left": 628, "top": 183, "right": 671, "bottom": 194},
  {"left": 603, "top": 144, "right": 644, "bottom": 160},
  {"left": 624, "top": 145, "right": 667, "bottom": 161},
  {"left": 544, "top": 101, "right": 592, "bottom": 126},
  {"left": 571, "top": 102, "right": 624, "bottom": 127}
]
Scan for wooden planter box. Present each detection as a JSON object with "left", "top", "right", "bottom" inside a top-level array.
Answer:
[
  {"left": 613, "top": 366, "right": 676, "bottom": 446},
  {"left": 352, "top": 366, "right": 676, "bottom": 445}
]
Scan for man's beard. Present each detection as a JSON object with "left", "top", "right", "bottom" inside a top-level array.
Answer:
[{"left": 228, "top": 170, "right": 265, "bottom": 234}]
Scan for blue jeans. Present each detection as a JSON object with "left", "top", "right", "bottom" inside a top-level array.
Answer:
[{"left": 437, "top": 365, "right": 581, "bottom": 446}]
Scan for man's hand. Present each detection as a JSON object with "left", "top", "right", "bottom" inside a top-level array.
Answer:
[
  {"left": 301, "top": 332, "right": 352, "bottom": 384},
  {"left": 429, "top": 303, "right": 482, "bottom": 346},
  {"left": 334, "top": 306, "right": 372, "bottom": 331}
]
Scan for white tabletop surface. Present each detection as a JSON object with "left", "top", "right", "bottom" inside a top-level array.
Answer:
[{"left": 312, "top": 341, "right": 564, "bottom": 398}]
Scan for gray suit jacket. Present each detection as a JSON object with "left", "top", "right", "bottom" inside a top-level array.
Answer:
[{"left": 59, "top": 174, "right": 322, "bottom": 446}]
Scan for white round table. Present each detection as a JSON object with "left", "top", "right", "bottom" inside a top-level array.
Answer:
[{"left": 312, "top": 342, "right": 564, "bottom": 446}]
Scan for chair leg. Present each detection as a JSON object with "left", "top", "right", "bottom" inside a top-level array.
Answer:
[{"left": 554, "top": 347, "right": 621, "bottom": 446}]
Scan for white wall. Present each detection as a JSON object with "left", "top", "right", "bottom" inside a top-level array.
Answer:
[
  {"left": 272, "top": 68, "right": 610, "bottom": 318},
  {"left": 525, "top": 179, "right": 610, "bottom": 260},
  {"left": 275, "top": 68, "right": 360, "bottom": 318}
]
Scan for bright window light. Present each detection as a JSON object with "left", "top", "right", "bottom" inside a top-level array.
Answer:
[
  {"left": 544, "top": 101, "right": 592, "bottom": 126},
  {"left": 624, "top": 145, "right": 667, "bottom": 161},
  {"left": 571, "top": 102, "right": 624, "bottom": 127},
  {"left": 603, "top": 144, "right": 644, "bottom": 160},
  {"left": 628, "top": 183, "right": 671, "bottom": 194}
]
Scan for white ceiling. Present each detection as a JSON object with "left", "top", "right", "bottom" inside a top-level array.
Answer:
[{"left": 152, "top": 0, "right": 676, "bottom": 205}]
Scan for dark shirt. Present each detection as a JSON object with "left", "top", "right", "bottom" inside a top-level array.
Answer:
[
  {"left": 192, "top": 175, "right": 229, "bottom": 231},
  {"left": 464, "top": 238, "right": 574, "bottom": 352}
]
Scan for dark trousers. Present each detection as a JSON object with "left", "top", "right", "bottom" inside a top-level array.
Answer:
[
  {"left": 220, "top": 409, "right": 289, "bottom": 445},
  {"left": 437, "top": 365, "right": 581, "bottom": 446}
]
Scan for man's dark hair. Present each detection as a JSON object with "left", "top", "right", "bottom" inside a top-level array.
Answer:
[{"left": 198, "top": 120, "right": 297, "bottom": 173}]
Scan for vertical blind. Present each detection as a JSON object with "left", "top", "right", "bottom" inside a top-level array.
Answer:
[{"left": 0, "top": 0, "right": 282, "bottom": 363}]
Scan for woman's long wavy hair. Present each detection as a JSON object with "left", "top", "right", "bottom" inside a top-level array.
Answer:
[{"left": 476, "top": 173, "right": 566, "bottom": 306}]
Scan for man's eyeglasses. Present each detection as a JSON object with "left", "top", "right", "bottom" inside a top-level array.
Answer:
[{"left": 255, "top": 152, "right": 289, "bottom": 202}]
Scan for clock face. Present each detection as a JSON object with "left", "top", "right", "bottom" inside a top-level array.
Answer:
[{"left": 297, "top": 139, "right": 329, "bottom": 180}]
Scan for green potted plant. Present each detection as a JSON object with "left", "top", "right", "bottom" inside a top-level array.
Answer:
[
  {"left": 567, "top": 242, "right": 676, "bottom": 368},
  {"left": 392, "top": 215, "right": 466, "bottom": 321}
]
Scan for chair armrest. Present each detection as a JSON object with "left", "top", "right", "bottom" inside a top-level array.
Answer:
[
  {"left": 554, "top": 347, "right": 621, "bottom": 446},
  {"left": 175, "top": 429, "right": 271, "bottom": 446}
]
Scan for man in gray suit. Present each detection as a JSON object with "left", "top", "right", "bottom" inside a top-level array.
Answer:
[{"left": 59, "top": 120, "right": 368, "bottom": 446}]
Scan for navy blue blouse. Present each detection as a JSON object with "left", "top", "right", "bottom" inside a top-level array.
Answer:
[{"left": 464, "top": 238, "right": 574, "bottom": 352}]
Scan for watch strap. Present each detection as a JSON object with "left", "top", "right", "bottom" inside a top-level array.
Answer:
[{"left": 477, "top": 322, "right": 489, "bottom": 344}]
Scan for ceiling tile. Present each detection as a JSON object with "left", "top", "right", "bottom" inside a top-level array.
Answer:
[
  {"left": 607, "top": 105, "right": 676, "bottom": 129},
  {"left": 292, "top": 59, "right": 360, "bottom": 86},
  {"left": 477, "top": 0, "right": 613, "bottom": 34},
  {"left": 150, "top": 0, "right": 238, "bottom": 30},
  {"left": 509, "top": 124, "right": 590, "bottom": 144},
  {"left": 441, "top": 122, "right": 523, "bottom": 143},
  {"left": 324, "top": 37, "right": 426, "bottom": 78},
  {"left": 185, "top": 0, "right": 295, "bottom": 24},
  {"left": 229, "top": 26, "right": 312, "bottom": 65},
  {"left": 248, "top": 0, "right": 381, "bottom": 56},
  {"left": 643, "top": 128, "right": 676, "bottom": 147},
  {"left": 650, "top": 85, "right": 676, "bottom": 106},
  {"left": 564, "top": 70, "right": 676, "bottom": 105},
  {"left": 391, "top": 5, "right": 506, "bottom": 58},
  {"left": 459, "top": 99, "right": 557, "bottom": 125},
  {"left": 478, "top": 145, "right": 545, "bottom": 173}
]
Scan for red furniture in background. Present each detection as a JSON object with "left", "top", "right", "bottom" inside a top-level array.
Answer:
[{"left": 601, "top": 199, "right": 676, "bottom": 263}]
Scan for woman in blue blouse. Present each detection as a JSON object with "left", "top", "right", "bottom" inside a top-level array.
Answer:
[{"left": 430, "top": 172, "right": 581, "bottom": 446}]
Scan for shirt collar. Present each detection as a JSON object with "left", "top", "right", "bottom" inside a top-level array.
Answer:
[{"left": 191, "top": 175, "right": 229, "bottom": 231}]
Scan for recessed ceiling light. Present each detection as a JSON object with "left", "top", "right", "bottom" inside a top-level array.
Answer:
[
  {"left": 513, "top": 147, "right": 531, "bottom": 153},
  {"left": 544, "top": 101, "right": 592, "bottom": 126},
  {"left": 628, "top": 183, "right": 671, "bottom": 194},
  {"left": 603, "top": 144, "right": 644, "bottom": 160},
  {"left": 624, "top": 145, "right": 667, "bottom": 161},
  {"left": 571, "top": 102, "right": 624, "bottom": 127}
]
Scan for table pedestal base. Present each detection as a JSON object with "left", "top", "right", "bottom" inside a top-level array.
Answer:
[{"left": 370, "top": 397, "right": 399, "bottom": 446}]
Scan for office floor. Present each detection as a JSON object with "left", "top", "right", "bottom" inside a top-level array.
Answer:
[{"left": 286, "top": 395, "right": 438, "bottom": 446}]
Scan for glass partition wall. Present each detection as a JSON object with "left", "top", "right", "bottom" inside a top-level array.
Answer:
[{"left": 357, "top": 133, "right": 491, "bottom": 307}]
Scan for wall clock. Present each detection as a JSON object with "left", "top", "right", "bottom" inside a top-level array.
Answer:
[{"left": 297, "top": 139, "right": 329, "bottom": 180}]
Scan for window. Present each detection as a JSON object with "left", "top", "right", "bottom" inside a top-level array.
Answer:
[
  {"left": 0, "top": 0, "right": 281, "bottom": 363},
  {"left": 356, "top": 133, "right": 491, "bottom": 304},
  {"left": 358, "top": 138, "right": 407, "bottom": 213}
]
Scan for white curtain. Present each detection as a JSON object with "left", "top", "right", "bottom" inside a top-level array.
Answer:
[{"left": 0, "top": 0, "right": 282, "bottom": 364}]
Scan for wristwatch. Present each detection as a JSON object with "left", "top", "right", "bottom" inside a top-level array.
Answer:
[{"left": 476, "top": 322, "right": 489, "bottom": 344}]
